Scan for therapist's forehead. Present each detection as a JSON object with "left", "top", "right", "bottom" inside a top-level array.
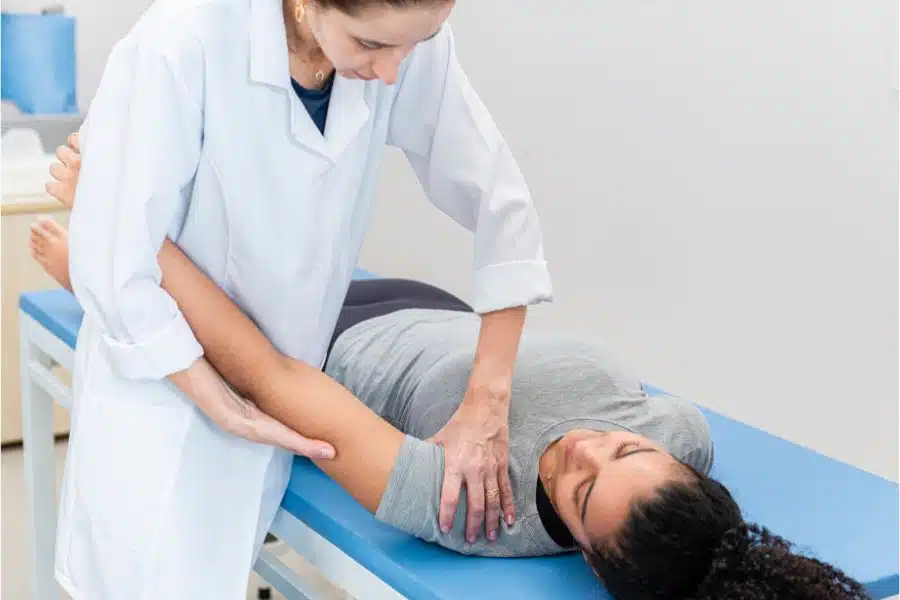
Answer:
[{"left": 334, "top": 1, "right": 453, "bottom": 46}]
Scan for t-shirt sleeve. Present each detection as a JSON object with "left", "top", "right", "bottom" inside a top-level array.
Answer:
[
  {"left": 682, "top": 406, "right": 716, "bottom": 475},
  {"left": 375, "top": 435, "right": 503, "bottom": 555},
  {"left": 375, "top": 436, "right": 443, "bottom": 539}
]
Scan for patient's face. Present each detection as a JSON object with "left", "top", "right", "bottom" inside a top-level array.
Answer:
[{"left": 542, "top": 429, "right": 682, "bottom": 548}]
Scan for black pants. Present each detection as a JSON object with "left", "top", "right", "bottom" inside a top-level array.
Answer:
[{"left": 328, "top": 278, "right": 473, "bottom": 355}]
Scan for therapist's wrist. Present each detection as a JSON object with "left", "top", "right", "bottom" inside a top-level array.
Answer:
[
  {"left": 469, "top": 306, "right": 525, "bottom": 395},
  {"left": 466, "top": 355, "right": 515, "bottom": 413},
  {"left": 468, "top": 375, "right": 512, "bottom": 404}
]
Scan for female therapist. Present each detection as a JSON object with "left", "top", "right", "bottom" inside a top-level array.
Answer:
[{"left": 57, "top": 0, "right": 552, "bottom": 598}]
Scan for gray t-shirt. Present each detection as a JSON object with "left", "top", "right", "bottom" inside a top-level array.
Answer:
[{"left": 324, "top": 309, "right": 714, "bottom": 557}]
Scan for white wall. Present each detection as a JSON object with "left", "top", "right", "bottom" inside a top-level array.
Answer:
[
  {"left": 14, "top": 0, "right": 897, "bottom": 479},
  {"left": 360, "top": 1, "right": 899, "bottom": 480}
]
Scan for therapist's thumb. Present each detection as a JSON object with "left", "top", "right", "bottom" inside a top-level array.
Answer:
[
  {"left": 280, "top": 429, "right": 336, "bottom": 460},
  {"left": 254, "top": 412, "right": 336, "bottom": 459},
  {"left": 292, "top": 437, "right": 337, "bottom": 460}
]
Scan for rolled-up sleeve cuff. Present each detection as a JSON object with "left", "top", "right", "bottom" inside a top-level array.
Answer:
[
  {"left": 471, "top": 260, "right": 554, "bottom": 314},
  {"left": 101, "top": 312, "right": 203, "bottom": 381}
]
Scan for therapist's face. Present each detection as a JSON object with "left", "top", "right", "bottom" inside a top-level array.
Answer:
[{"left": 305, "top": 1, "right": 454, "bottom": 85}]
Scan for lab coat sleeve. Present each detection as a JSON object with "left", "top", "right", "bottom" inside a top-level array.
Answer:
[
  {"left": 68, "top": 35, "right": 204, "bottom": 381},
  {"left": 386, "top": 26, "right": 553, "bottom": 314}
]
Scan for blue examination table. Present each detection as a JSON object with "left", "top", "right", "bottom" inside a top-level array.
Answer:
[{"left": 18, "top": 269, "right": 899, "bottom": 599}]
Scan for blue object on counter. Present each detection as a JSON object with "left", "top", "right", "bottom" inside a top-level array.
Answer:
[{"left": 1, "top": 12, "right": 77, "bottom": 114}]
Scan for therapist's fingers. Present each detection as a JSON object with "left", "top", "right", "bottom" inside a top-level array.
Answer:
[
  {"left": 28, "top": 227, "right": 44, "bottom": 257},
  {"left": 463, "top": 476, "right": 485, "bottom": 544},
  {"left": 498, "top": 466, "right": 516, "bottom": 528},
  {"left": 250, "top": 409, "right": 336, "bottom": 460},
  {"left": 48, "top": 145, "right": 79, "bottom": 208},
  {"left": 49, "top": 162, "right": 73, "bottom": 183},
  {"left": 56, "top": 144, "right": 81, "bottom": 170},
  {"left": 68, "top": 132, "right": 80, "bottom": 152},
  {"left": 45, "top": 181, "right": 64, "bottom": 200},
  {"left": 45, "top": 182, "right": 75, "bottom": 209},
  {"left": 437, "top": 469, "right": 463, "bottom": 535},
  {"left": 483, "top": 473, "right": 502, "bottom": 542}
]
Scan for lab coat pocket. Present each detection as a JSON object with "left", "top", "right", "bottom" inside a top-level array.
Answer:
[{"left": 76, "top": 383, "right": 191, "bottom": 548}]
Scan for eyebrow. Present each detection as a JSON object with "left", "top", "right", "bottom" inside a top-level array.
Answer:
[
  {"left": 356, "top": 27, "right": 442, "bottom": 49},
  {"left": 580, "top": 448, "right": 660, "bottom": 528}
]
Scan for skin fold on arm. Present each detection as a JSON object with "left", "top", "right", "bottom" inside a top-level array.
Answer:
[{"left": 158, "top": 237, "right": 406, "bottom": 512}]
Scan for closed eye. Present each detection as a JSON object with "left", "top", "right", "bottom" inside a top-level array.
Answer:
[
  {"left": 576, "top": 475, "right": 596, "bottom": 526},
  {"left": 356, "top": 38, "right": 384, "bottom": 50},
  {"left": 615, "top": 441, "right": 639, "bottom": 458},
  {"left": 616, "top": 442, "right": 658, "bottom": 461},
  {"left": 355, "top": 27, "right": 442, "bottom": 50}
]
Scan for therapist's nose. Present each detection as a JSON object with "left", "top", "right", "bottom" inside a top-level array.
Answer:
[
  {"left": 372, "top": 47, "right": 410, "bottom": 85},
  {"left": 372, "top": 58, "right": 399, "bottom": 85}
]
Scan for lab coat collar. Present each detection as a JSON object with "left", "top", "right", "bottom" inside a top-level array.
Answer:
[
  {"left": 250, "top": 0, "right": 370, "bottom": 164},
  {"left": 250, "top": 0, "right": 290, "bottom": 90},
  {"left": 284, "top": 75, "right": 371, "bottom": 164}
]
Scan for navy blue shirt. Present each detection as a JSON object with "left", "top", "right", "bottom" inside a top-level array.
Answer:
[{"left": 291, "top": 72, "right": 336, "bottom": 135}]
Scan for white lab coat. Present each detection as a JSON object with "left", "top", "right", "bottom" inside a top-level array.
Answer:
[{"left": 57, "top": 0, "right": 552, "bottom": 598}]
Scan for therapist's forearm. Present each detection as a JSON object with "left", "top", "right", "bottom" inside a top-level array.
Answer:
[
  {"left": 154, "top": 237, "right": 404, "bottom": 511},
  {"left": 168, "top": 357, "right": 252, "bottom": 427},
  {"left": 467, "top": 306, "right": 526, "bottom": 406}
]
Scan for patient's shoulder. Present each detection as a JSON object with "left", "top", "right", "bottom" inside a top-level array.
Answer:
[{"left": 653, "top": 394, "right": 715, "bottom": 474}]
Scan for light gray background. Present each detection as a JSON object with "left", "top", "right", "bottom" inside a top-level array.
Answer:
[
  {"left": 2, "top": 1, "right": 897, "bottom": 598},
  {"left": 6, "top": 0, "right": 896, "bottom": 478}
]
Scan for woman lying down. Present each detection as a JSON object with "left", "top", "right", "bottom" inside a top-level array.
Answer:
[{"left": 36, "top": 156, "right": 868, "bottom": 600}]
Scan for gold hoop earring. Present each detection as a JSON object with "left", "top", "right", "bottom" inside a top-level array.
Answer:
[{"left": 294, "top": 0, "right": 305, "bottom": 23}]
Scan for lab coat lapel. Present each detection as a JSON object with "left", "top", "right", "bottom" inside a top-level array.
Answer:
[
  {"left": 287, "top": 74, "right": 370, "bottom": 168},
  {"left": 249, "top": 0, "right": 289, "bottom": 91},
  {"left": 289, "top": 94, "right": 330, "bottom": 159},
  {"left": 322, "top": 76, "right": 370, "bottom": 162},
  {"left": 249, "top": 0, "right": 370, "bottom": 165},
  {"left": 249, "top": 0, "right": 328, "bottom": 159}
]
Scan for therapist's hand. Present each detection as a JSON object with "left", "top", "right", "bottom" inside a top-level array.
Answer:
[
  {"left": 429, "top": 383, "right": 514, "bottom": 544},
  {"left": 46, "top": 133, "right": 81, "bottom": 208},
  {"left": 171, "top": 358, "right": 336, "bottom": 460},
  {"left": 220, "top": 382, "right": 336, "bottom": 459}
]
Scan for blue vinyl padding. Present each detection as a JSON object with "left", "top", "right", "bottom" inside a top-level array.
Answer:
[{"left": 20, "top": 269, "right": 898, "bottom": 599}]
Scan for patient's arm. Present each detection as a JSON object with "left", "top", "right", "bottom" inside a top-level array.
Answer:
[
  {"left": 35, "top": 209, "right": 403, "bottom": 511},
  {"left": 42, "top": 134, "right": 405, "bottom": 513},
  {"left": 156, "top": 239, "right": 406, "bottom": 512}
]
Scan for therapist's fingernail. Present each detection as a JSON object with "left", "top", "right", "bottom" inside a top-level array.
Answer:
[
  {"left": 467, "top": 535, "right": 475, "bottom": 544},
  {"left": 506, "top": 516, "right": 514, "bottom": 527},
  {"left": 441, "top": 525, "right": 450, "bottom": 534},
  {"left": 319, "top": 448, "right": 335, "bottom": 459},
  {"left": 488, "top": 531, "right": 497, "bottom": 541}
]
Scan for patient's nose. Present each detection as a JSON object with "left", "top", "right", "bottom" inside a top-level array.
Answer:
[{"left": 572, "top": 438, "right": 601, "bottom": 469}]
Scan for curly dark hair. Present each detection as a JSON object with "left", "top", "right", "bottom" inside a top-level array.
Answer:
[{"left": 585, "top": 466, "right": 872, "bottom": 600}]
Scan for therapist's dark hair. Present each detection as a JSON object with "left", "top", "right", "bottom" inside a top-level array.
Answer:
[
  {"left": 585, "top": 466, "right": 872, "bottom": 600},
  {"left": 312, "top": 0, "right": 450, "bottom": 15}
]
